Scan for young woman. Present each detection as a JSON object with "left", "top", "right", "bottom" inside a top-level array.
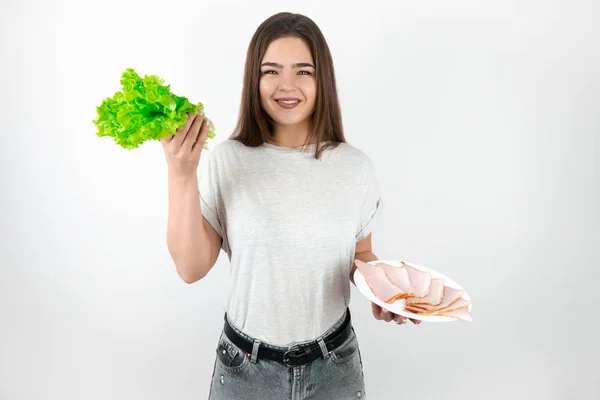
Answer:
[{"left": 162, "top": 11, "right": 419, "bottom": 400}]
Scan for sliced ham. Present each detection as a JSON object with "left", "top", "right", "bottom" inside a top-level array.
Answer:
[
  {"left": 406, "top": 278, "right": 444, "bottom": 306},
  {"left": 409, "top": 286, "right": 465, "bottom": 313},
  {"left": 354, "top": 260, "right": 410, "bottom": 303},
  {"left": 436, "top": 306, "right": 472, "bottom": 322},
  {"left": 405, "top": 305, "right": 427, "bottom": 314},
  {"left": 356, "top": 259, "right": 473, "bottom": 322},
  {"left": 376, "top": 262, "right": 413, "bottom": 299},
  {"left": 421, "top": 297, "right": 471, "bottom": 315},
  {"left": 400, "top": 262, "right": 432, "bottom": 298}
]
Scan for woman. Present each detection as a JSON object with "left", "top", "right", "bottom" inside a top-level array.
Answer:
[{"left": 161, "top": 11, "right": 419, "bottom": 400}]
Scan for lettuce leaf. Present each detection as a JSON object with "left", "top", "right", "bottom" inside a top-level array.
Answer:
[{"left": 93, "top": 68, "right": 215, "bottom": 150}]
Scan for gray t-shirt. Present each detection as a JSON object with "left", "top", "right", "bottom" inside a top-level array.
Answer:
[{"left": 198, "top": 139, "right": 384, "bottom": 347}]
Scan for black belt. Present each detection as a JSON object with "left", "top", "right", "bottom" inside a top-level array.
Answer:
[{"left": 223, "top": 309, "right": 352, "bottom": 367}]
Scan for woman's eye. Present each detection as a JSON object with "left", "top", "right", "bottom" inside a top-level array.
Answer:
[{"left": 261, "top": 70, "right": 312, "bottom": 75}]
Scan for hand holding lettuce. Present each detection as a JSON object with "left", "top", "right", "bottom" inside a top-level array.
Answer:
[
  {"left": 161, "top": 111, "right": 212, "bottom": 178},
  {"left": 93, "top": 68, "right": 215, "bottom": 151}
]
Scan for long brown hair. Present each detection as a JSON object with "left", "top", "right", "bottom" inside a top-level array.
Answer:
[{"left": 230, "top": 12, "right": 346, "bottom": 160}]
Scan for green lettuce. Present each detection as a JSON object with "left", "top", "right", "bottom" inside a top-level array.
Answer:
[{"left": 93, "top": 68, "right": 215, "bottom": 150}]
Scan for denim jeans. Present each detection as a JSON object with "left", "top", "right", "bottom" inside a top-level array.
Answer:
[{"left": 208, "top": 311, "right": 367, "bottom": 400}]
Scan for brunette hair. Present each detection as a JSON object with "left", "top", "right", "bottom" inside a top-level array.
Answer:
[{"left": 230, "top": 12, "right": 346, "bottom": 160}]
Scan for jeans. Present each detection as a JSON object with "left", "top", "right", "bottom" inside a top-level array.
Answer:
[{"left": 208, "top": 311, "right": 367, "bottom": 400}]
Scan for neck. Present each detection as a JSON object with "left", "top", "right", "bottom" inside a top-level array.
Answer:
[{"left": 269, "top": 119, "right": 314, "bottom": 147}]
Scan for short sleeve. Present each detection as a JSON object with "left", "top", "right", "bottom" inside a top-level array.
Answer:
[
  {"left": 198, "top": 151, "right": 230, "bottom": 255},
  {"left": 355, "top": 160, "right": 385, "bottom": 242}
]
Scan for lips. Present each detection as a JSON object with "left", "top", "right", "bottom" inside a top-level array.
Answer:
[{"left": 275, "top": 98, "right": 301, "bottom": 109}]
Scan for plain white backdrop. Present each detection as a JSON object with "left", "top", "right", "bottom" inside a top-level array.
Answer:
[{"left": 1, "top": 0, "right": 599, "bottom": 399}]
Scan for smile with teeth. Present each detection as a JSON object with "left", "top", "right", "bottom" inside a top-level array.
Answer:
[{"left": 275, "top": 99, "right": 302, "bottom": 109}]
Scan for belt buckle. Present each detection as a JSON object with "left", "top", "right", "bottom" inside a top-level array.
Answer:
[{"left": 282, "top": 344, "right": 304, "bottom": 367}]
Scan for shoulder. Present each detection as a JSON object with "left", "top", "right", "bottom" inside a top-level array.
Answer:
[
  {"left": 330, "top": 142, "right": 375, "bottom": 170},
  {"left": 204, "top": 139, "right": 245, "bottom": 162},
  {"left": 207, "top": 138, "right": 239, "bottom": 154}
]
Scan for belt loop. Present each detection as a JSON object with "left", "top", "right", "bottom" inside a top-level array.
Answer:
[
  {"left": 250, "top": 339, "right": 261, "bottom": 364},
  {"left": 317, "top": 337, "right": 329, "bottom": 359}
]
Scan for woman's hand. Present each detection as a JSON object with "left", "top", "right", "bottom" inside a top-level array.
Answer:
[
  {"left": 371, "top": 302, "right": 421, "bottom": 325},
  {"left": 161, "top": 112, "right": 210, "bottom": 179}
]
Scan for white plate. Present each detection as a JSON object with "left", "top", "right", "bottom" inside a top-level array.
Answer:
[{"left": 353, "top": 260, "right": 472, "bottom": 322}]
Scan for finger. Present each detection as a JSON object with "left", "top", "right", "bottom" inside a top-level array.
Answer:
[
  {"left": 184, "top": 112, "right": 205, "bottom": 152},
  {"left": 393, "top": 314, "right": 408, "bottom": 323},
  {"left": 376, "top": 304, "right": 387, "bottom": 321},
  {"left": 381, "top": 309, "right": 393, "bottom": 322},
  {"left": 410, "top": 318, "right": 422, "bottom": 325},
  {"left": 172, "top": 113, "right": 198, "bottom": 148},
  {"left": 371, "top": 302, "right": 383, "bottom": 320},
  {"left": 393, "top": 314, "right": 408, "bottom": 326},
  {"left": 192, "top": 117, "right": 210, "bottom": 155},
  {"left": 160, "top": 132, "right": 175, "bottom": 145}
]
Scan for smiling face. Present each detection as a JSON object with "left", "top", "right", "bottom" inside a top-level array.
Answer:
[{"left": 259, "top": 36, "right": 317, "bottom": 138}]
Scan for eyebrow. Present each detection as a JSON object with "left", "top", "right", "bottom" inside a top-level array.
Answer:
[{"left": 260, "top": 62, "right": 315, "bottom": 69}]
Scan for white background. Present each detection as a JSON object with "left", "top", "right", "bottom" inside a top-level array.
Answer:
[{"left": 1, "top": 0, "right": 599, "bottom": 399}]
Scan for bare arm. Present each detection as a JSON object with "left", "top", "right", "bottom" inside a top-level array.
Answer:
[
  {"left": 351, "top": 233, "right": 378, "bottom": 286},
  {"left": 351, "top": 251, "right": 378, "bottom": 286},
  {"left": 166, "top": 172, "right": 222, "bottom": 283}
]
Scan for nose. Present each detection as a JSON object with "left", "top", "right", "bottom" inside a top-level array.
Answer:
[{"left": 277, "top": 71, "right": 296, "bottom": 91}]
